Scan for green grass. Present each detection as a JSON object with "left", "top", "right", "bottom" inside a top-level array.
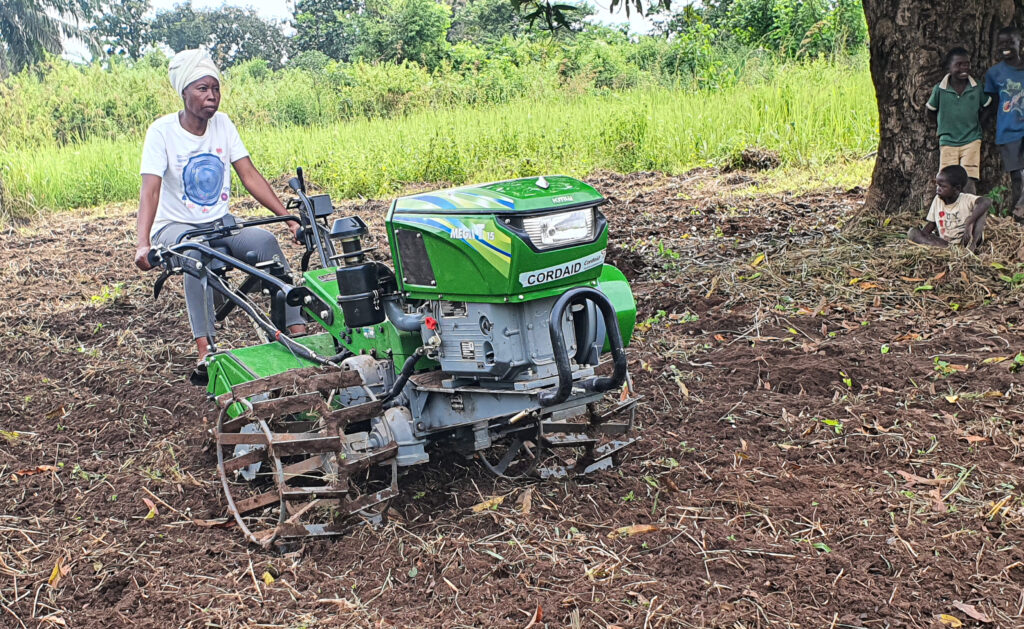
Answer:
[{"left": 0, "top": 61, "right": 876, "bottom": 219}]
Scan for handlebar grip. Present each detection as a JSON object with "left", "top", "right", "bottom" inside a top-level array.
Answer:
[
  {"left": 288, "top": 177, "right": 302, "bottom": 193},
  {"left": 146, "top": 249, "right": 162, "bottom": 269}
]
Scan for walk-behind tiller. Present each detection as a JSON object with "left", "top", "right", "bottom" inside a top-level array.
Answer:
[{"left": 147, "top": 170, "right": 639, "bottom": 547}]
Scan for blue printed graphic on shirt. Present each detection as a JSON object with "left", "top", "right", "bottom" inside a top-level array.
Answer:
[
  {"left": 183, "top": 153, "right": 225, "bottom": 206},
  {"left": 985, "top": 62, "right": 1024, "bottom": 144}
]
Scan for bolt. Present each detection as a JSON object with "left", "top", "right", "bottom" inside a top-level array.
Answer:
[
  {"left": 320, "top": 310, "right": 329, "bottom": 318},
  {"left": 304, "top": 295, "right": 312, "bottom": 304}
]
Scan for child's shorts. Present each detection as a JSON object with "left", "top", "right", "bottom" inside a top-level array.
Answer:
[
  {"left": 998, "top": 139, "right": 1024, "bottom": 172},
  {"left": 940, "top": 140, "right": 981, "bottom": 178}
]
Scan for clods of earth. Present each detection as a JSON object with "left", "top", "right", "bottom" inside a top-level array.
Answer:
[{"left": 3, "top": 169, "right": 1024, "bottom": 628}]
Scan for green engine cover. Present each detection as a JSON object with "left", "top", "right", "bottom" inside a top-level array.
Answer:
[{"left": 386, "top": 176, "right": 610, "bottom": 303}]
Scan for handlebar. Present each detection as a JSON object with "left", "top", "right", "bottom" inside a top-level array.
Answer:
[{"left": 146, "top": 248, "right": 163, "bottom": 269}]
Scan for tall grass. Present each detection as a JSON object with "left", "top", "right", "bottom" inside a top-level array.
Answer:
[{"left": 0, "top": 60, "right": 876, "bottom": 218}]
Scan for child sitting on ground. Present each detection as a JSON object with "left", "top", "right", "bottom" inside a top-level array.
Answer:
[{"left": 908, "top": 165, "right": 992, "bottom": 251}]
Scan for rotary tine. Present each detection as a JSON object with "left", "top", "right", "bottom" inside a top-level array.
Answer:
[{"left": 214, "top": 366, "right": 398, "bottom": 547}]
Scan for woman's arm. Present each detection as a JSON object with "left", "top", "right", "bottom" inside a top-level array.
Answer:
[
  {"left": 135, "top": 174, "right": 162, "bottom": 270},
  {"left": 233, "top": 157, "right": 299, "bottom": 239}
]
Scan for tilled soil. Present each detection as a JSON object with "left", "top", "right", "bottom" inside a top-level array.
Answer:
[{"left": 3, "top": 170, "right": 1024, "bottom": 628}]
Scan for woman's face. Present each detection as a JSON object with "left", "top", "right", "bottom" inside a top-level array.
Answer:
[{"left": 182, "top": 76, "right": 221, "bottom": 120}]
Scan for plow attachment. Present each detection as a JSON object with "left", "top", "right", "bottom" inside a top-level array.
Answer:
[{"left": 214, "top": 366, "right": 397, "bottom": 548}]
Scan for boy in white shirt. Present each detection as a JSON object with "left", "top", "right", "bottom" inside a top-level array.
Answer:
[{"left": 908, "top": 165, "right": 992, "bottom": 252}]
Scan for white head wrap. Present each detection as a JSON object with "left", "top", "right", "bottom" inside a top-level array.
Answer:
[{"left": 168, "top": 49, "right": 221, "bottom": 96}]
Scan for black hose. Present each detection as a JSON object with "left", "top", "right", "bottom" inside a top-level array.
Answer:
[{"left": 381, "top": 346, "right": 425, "bottom": 403}]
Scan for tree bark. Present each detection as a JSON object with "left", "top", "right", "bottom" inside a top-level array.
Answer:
[{"left": 863, "top": 0, "right": 1017, "bottom": 213}]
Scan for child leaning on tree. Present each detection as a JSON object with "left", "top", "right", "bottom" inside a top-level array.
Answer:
[
  {"left": 984, "top": 26, "right": 1024, "bottom": 222},
  {"left": 927, "top": 47, "right": 991, "bottom": 195},
  {"left": 908, "top": 165, "right": 992, "bottom": 252}
]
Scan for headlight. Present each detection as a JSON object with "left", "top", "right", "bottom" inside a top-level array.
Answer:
[{"left": 522, "top": 209, "right": 594, "bottom": 250}]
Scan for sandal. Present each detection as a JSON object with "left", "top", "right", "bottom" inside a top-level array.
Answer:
[{"left": 189, "top": 361, "right": 209, "bottom": 387}]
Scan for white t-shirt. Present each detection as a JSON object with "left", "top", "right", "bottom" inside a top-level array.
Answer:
[
  {"left": 926, "top": 192, "right": 978, "bottom": 241},
  {"left": 140, "top": 111, "right": 249, "bottom": 238}
]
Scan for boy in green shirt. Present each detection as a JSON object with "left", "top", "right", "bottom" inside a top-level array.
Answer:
[{"left": 927, "top": 47, "right": 991, "bottom": 194}]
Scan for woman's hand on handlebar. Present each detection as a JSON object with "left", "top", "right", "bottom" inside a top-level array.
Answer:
[{"left": 135, "top": 245, "right": 153, "bottom": 271}]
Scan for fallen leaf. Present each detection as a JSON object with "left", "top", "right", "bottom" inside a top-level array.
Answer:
[
  {"left": 896, "top": 470, "right": 952, "bottom": 487},
  {"left": 751, "top": 253, "right": 765, "bottom": 267},
  {"left": 849, "top": 277, "right": 862, "bottom": 285},
  {"left": 609, "top": 524, "right": 659, "bottom": 538},
  {"left": 982, "top": 356, "right": 1009, "bottom": 364},
  {"left": 928, "top": 488, "right": 946, "bottom": 512},
  {"left": 893, "top": 332, "right": 921, "bottom": 342},
  {"left": 948, "top": 364, "right": 968, "bottom": 372},
  {"left": 675, "top": 378, "right": 690, "bottom": 398},
  {"left": 47, "top": 557, "right": 70, "bottom": 587},
  {"left": 944, "top": 395, "right": 959, "bottom": 403},
  {"left": 191, "top": 517, "right": 234, "bottom": 528},
  {"left": 938, "top": 613, "right": 963, "bottom": 627},
  {"left": 518, "top": 487, "right": 533, "bottom": 515},
  {"left": 12, "top": 465, "right": 59, "bottom": 478},
  {"left": 960, "top": 434, "right": 988, "bottom": 444},
  {"left": 900, "top": 276, "right": 926, "bottom": 282},
  {"left": 142, "top": 497, "right": 158, "bottom": 520},
  {"left": 714, "top": 334, "right": 727, "bottom": 342},
  {"left": 0, "top": 430, "right": 24, "bottom": 443},
  {"left": 471, "top": 496, "right": 504, "bottom": 513},
  {"left": 262, "top": 571, "right": 275, "bottom": 585},
  {"left": 930, "top": 271, "right": 947, "bottom": 282},
  {"left": 39, "top": 615, "right": 67, "bottom": 627},
  {"left": 858, "top": 282, "right": 880, "bottom": 289},
  {"left": 952, "top": 601, "right": 993, "bottom": 623},
  {"left": 523, "top": 604, "right": 543, "bottom": 629}
]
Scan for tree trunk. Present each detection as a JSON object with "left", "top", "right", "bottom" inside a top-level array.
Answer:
[{"left": 863, "top": 0, "right": 1017, "bottom": 213}]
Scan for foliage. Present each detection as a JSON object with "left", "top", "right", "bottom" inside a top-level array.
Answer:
[
  {"left": 353, "top": 0, "right": 452, "bottom": 68},
  {"left": 90, "top": 0, "right": 151, "bottom": 60},
  {"left": 709, "top": 0, "right": 867, "bottom": 57},
  {"left": 0, "top": 58, "right": 877, "bottom": 216},
  {"left": 450, "top": 0, "right": 527, "bottom": 44},
  {"left": 0, "top": 0, "right": 94, "bottom": 75},
  {"left": 291, "top": 0, "right": 363, "bottom": 61},
  {"left": 511, "top": 0, "right": 593, "bottom": 33},
  {"left": 149, "top": 2, "right": 290, "bottom": 68}
]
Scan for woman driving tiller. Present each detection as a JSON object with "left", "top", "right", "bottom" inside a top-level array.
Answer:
[{"left": 133, "top": 49, "right": 306, "bottom": 384}]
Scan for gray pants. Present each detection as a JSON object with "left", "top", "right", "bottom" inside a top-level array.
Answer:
[{"left": 153, "top": 216, "right": 304, "bottom": 340}]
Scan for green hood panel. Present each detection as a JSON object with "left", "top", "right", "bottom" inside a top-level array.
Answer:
[{"left": 392, "top": 176, "right": 604, "bottom": 214}]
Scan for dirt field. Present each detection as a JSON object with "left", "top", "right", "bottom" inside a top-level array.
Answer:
[{"left": 3, "top": 170, "right": 1024, "bottom": 628}]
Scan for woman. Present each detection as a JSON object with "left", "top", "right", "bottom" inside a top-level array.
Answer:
[{"left": 134, "top": 49, "right": 305, "bottom": 383}]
